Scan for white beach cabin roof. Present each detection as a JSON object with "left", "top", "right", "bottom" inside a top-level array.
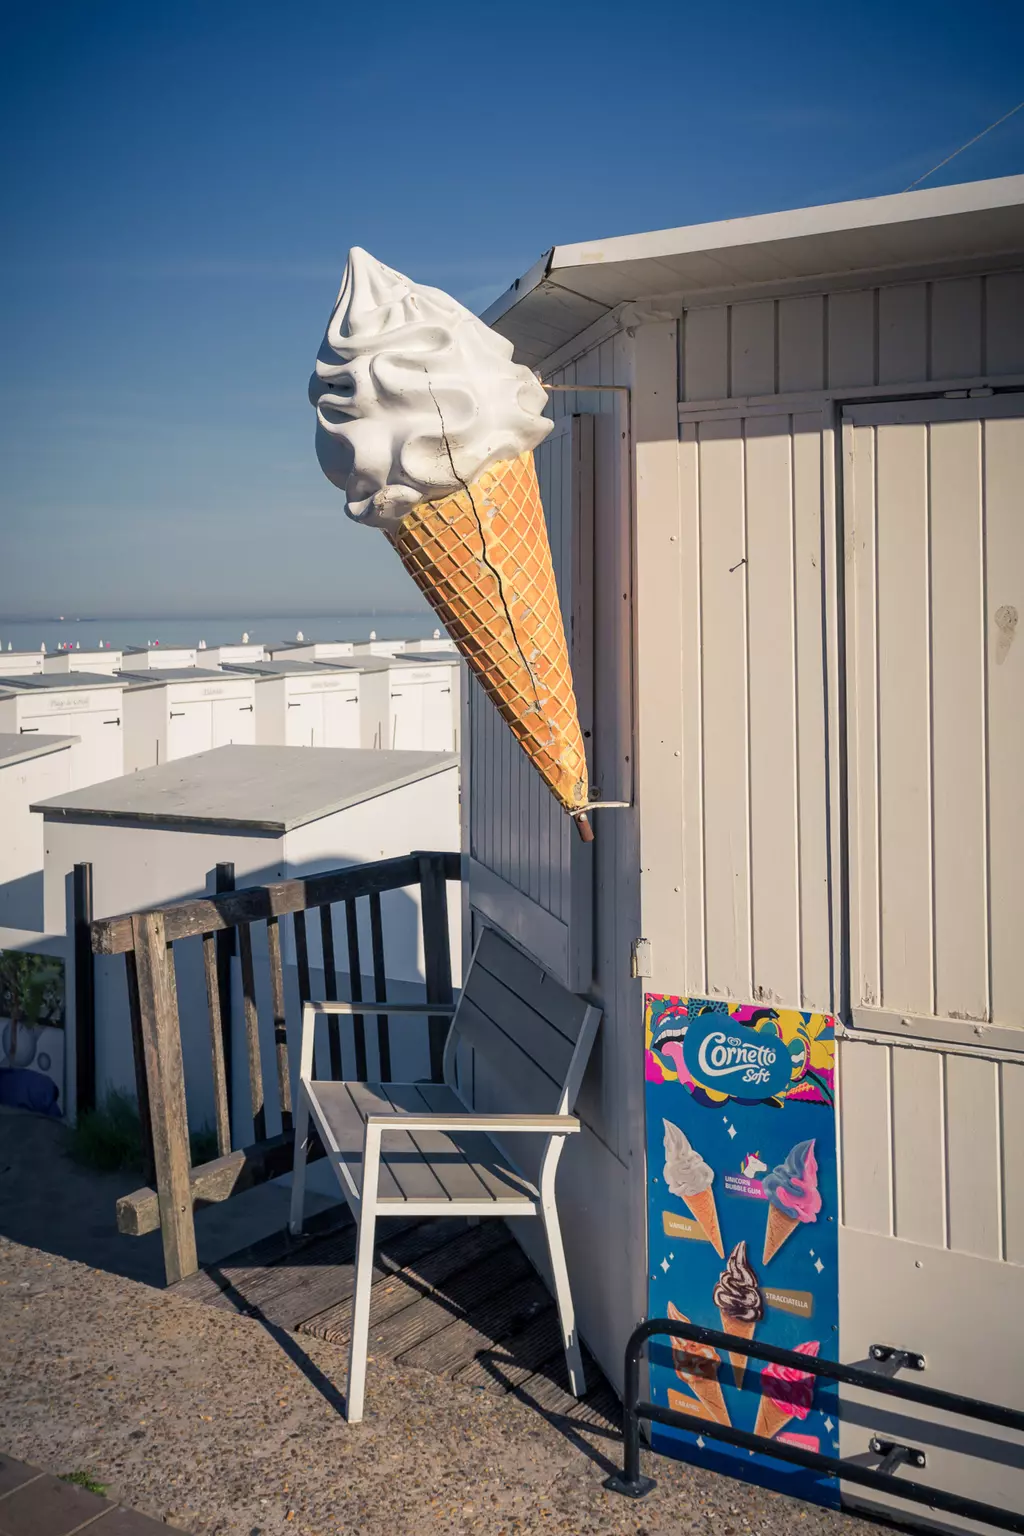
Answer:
[{"left": 483, "top": 174, "right": 1024, "bottom": 366}]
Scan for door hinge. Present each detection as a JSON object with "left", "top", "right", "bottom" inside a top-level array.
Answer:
[{"left": 631, "top": 938, "right": 652, "bottom": 980}]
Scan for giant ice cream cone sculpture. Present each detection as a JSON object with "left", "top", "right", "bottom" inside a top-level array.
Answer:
[{"left": 310, "top": 248, "right": 589, "bottom": 823}]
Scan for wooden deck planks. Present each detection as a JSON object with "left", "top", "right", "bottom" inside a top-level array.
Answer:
[{"left": 172, "top": 1215, "right": 619, "bottom": 1428}]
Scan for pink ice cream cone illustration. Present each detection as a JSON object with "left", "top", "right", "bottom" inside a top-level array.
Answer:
[
  {"left": 662, "top": 1119, "right": 724, "bottom": 1257},
  {"left": 712, "top": 1240, "right": 764, "bottom": 1389},
  {"left": 753, "top": 1340, "right": 819, "bottom": 1441},
  {"left": 665, "top": 1302, "right": 731, "bottom": 1427},
  {"left": 761, "top": 1138, "right": 821, "bottom": 1265}
]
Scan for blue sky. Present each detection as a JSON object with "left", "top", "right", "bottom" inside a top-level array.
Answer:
[{"left": 2, "top": 0, "right": 1022, "bottom": 619}]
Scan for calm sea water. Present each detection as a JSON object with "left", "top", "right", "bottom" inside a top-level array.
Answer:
[{"left": 0, "top": 612, "right": 442, "bottom": 656}]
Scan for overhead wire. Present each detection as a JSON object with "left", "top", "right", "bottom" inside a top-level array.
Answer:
[{"left": 903, "top": 97, "right": 1024, "bottom": 192}]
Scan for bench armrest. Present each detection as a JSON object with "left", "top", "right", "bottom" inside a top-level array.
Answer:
[
  {"left": 365, "top": 1113, "right": 580, "bottom": 1134},
  {"left": 308, "top": 1000, "right": 457, "bottom": 1017}
]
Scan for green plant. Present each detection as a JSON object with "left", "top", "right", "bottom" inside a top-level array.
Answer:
[
  {"left": 60, "top": 1471, "right": 108, "bottom": 1497},
  {"left": 70, "top": 1088, "right": 221, "bottom": 1174},
  {"left": 0, "top": 951, "right": 65, "bottom": 1058}
]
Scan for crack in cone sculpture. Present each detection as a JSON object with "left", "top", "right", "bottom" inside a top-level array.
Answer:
[
  {"left": 387, "top": 452, "right": 589, "bottom": 816},
  {"left": 309, "top": 247, "right": 591, "bottom": 833}
]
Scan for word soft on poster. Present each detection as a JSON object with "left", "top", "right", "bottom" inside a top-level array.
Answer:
[{"left": 645, "top": 995, "right": 839, "bottom": 1507}]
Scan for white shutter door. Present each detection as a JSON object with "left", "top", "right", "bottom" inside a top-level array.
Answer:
[
  {"left": 844, "top": 393, "right": 1024, "bottom": 1044},
  {"left": 468, "top": 413, "right": 594, "bottom": 989},
  {"left": 321, "top": 687, "right": 360, "bottom": 747},
  {"left": 167, "top": 701, "right": 212, "bottom": 760}
]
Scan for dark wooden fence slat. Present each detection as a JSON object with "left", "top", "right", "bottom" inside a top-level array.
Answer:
[
  {"left": 237, "top": 922, "right": 266, "bottom": 1143},
  {"left": 294, "top": 909, "right": 311, "bottom": 1003},
  {"left": 368, "top": 891, "right": 390, "bottom": 1082},
  {"left": 131, "top": 913, "right": 197, "bottom": 1284},
  {"left": 418, "top": 853, "right": 454, "bottom": 1083},
  {"left": 92, "top": 854, "right": 427, "bottom": 955},
  {"left": 202, "top": 933, "right": 232, "bottom": 1157},
  {"left": 124, "top": 949, "right": 156, "bottom": 1186},
  {"left": 214, "top": 862, "right": 235, "bottom": 1136},
  {"left": 319, "top": 905, "right": 343, "bottom": 1079},
  {"left": 345, "top": 898, "right": 367, "bottom": 1080},
  {"left": 72, "top": 862, "right": 96, "bottom": 1116},
  {"left": 266, "top": 916, "right": 292, "bottom": 1131}
]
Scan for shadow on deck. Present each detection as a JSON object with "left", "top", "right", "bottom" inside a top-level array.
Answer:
[{"left": 173, "top": 1207, "right": 621, "bottom": 1432}]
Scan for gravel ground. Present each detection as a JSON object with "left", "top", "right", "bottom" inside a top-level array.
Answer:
[{"left": 0, "top": 1236, "right": 877, "bottom": 1536}]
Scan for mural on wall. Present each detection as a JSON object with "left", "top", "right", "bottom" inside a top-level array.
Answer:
[
  {"left": 0, "top": 951, "right": 65, "bottom": 1116},
  {"left": 645, "top": 994, "right": 839, "bottom": 1508}
]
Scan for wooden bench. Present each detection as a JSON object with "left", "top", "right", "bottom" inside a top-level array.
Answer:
[{"left": 289, "top": 926, "right": 601, "bottom": 1423}]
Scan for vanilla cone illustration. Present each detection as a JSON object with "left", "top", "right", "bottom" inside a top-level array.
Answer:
[
  {"left": 662, "top": 1119, "right": 724, "bottom": 1257},
  {"left": 666, "top": 1303, "right": 731, "bottom": 1427},
  {"left": 310, "top": 247, "right": 590, "bottom": 827}
]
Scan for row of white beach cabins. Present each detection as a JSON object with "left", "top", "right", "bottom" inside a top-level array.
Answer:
[{"left": 0, "top": 636, "right": 461, "bottom": 943}]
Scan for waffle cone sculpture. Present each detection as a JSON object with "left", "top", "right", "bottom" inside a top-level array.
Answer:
[{"left": 388, "top": 451, "right": 589, "bottom": 817}]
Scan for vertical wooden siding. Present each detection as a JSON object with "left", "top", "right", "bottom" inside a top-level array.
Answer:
[
  {"left": 839, "top": 1034, "right": 1024, "bottom": 1265},
  {"left": 673, "top": 411, "right": 831, "bottom": 1010},
  {"left": 844, "top": 401, "right": 1024, "bottom": 1032},
  {"left": 681, "top": 272, "right": 1024, "bottom": 401}
]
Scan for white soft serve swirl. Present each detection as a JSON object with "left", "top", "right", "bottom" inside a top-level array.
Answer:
[{"left": 309, "top": 247, "right": 553, "bottom": 528}]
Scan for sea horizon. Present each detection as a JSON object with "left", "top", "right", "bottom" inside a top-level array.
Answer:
[{"left": 0, "top": 610, "right": 442, "bottom": 655}]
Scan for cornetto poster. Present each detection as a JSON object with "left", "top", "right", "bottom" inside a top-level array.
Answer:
[{"left": 645, "top": 994, "right": 839, "bottom": 1507}]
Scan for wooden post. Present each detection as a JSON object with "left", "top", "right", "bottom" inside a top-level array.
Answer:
[
  {"left": 418, "top": 853, "right": 453, "bottom": 1082},
  {"left": 131, "top": 912, "right": 198, "bottom": 1285},
  {"left": 214, "top": 862, "right": 235, "bottom": 1137},
  {"left": 73, "top": 863, "right": 96, "bottom": 1116},
  {"left": 124, "top": 949, "right": 156, "bottom": 1185}
]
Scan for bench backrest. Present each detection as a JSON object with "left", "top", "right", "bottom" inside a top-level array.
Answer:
[{"left": 446, "top": 927, "right": 599, "bottom": 1117}]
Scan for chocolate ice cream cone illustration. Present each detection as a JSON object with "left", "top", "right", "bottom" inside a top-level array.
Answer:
[
  {"left": 666, "top": 1303, "right": 731, "bottom": 1427},
  {"left": 712, "top": 1240, "right": 763, "bottom": 1389},
  {"left": 761, "top": 1139, "right": 822, "bottom": 1266},
  {"left": 662, "top": 1119, "right": 724, "bottom": 1256},
  {"left": 310, "top": 248, "right": 589, "bottom": 826},
  {"left": 753, "top": 1339, "right": 819, "bottom": 1442}
]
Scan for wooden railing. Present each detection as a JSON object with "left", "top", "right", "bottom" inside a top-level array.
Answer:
[{"left": 91, "top": 851, "right": 460, "bottom": 1285}]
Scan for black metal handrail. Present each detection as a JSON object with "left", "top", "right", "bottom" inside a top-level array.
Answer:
[{"left": 606, "top": 1317, "right": 1024, "bottom": 1534}]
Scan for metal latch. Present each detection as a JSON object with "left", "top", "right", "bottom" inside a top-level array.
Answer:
[
  {"left": 870, "top": 1438, "right": 927, "bottom": 1475},
  {"left": 631, "top": 938, "right": 652, "bottom": 979},
  {"left": 869, "top": 1343, "right": 926, "bottom": 1374}
]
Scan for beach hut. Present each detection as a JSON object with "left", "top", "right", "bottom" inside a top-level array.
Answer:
[
  {"left": 224, "top": 659, "right": 385, "bottom": 750},
  {"left": 383, "top": 653, "right": 460, "bottom": 752},
  {"left": 468, "top": 174, "right": 1024, "bottom": 1526},
  {"left": 270, "top": 640, "right": 355, "bottom": 662},
  {"left": 36, "top": 744, "right": 460, "bottom": 1138},
  {"left": 43, "top": 648, "right": 123, "bottom": 676},
  {"left": 199, "top": 642, "right": 267, "bottom": 667},
  {"left": 0, "top": 734, "right": 76, "bottom": 932},
  {"left": 0, "top": 674, "right": 124, "bottom": 789},
  {"left": 120, "top": 668, "right": 258, "bottom": 770},
  {"left": 0, "top": 651, "right": 46, "bottom": 677},
  {"left": 122, "top": 645, "right": 199, "bottom": 670}
]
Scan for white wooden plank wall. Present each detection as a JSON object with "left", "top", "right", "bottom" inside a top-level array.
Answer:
[
  {"left": 838, "top": 1035, "right": 1024, "bottom": 1267},
  {"left": 845, "top": 406, "right": 1024, "bottom": 1031},
  {"left": 680, "top": 272, "right": 1024, "bottom": 401},
  {"left": 673, "top": 412, "right": 831, "bottom": 1011}
]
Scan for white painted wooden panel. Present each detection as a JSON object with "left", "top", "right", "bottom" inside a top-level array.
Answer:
[
  {"left": 698, "top": 418, "right": 751, "bottom": 998},
  {"left": 877, "top": 282, "right": 928, "bottom": 384},
  {"left": 985, "top": 272, "right": 1024, "bottom": 375},
  {"left": 778, "top": 295, "right": 824, "bottom": 393},
  {"left": 930, "top": 277, "right": 982, "bottom": 379},
  {"left": 984, "top": 412, "right": 1024, "bottom": 1032},
  {"left": 828, "top": 290, "right": 875, "bottom": 388},
  {"left": 837, "top": 1036, "right": 892, "bottom": 1235},
  {"left": 844, "top": 397, "right": 1024, "bottom": 1039},
  {"left": 672, "top": 411, "right": 831, "bottom": 1010},
  {"left": 679, "top": 272, "right": 1024, "bottom": 402},
  {"left": 840, "top": 1229, "right": 1024, "bottom": 1532},
  {"left": 682, "top": 305, "right": 728, "bottom": 401},
  {"left": 730, "top": 300, "right": 775, "bottom": 397},
  {"left": 840, "top": 1032, "right": 1024, "bottom": 1263}
]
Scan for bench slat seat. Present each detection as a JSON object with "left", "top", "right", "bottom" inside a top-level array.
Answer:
[{"left": 289, "top": 927, "right": 601, "bottom": 1423}]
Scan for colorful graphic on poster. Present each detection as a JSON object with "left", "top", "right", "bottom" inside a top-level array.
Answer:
[
  {"left": 645, "top": 993, "right": 839, "bottom": 1507},
  {"left": 0, "top": 951, "right": 66, "bottom": 1116}
]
